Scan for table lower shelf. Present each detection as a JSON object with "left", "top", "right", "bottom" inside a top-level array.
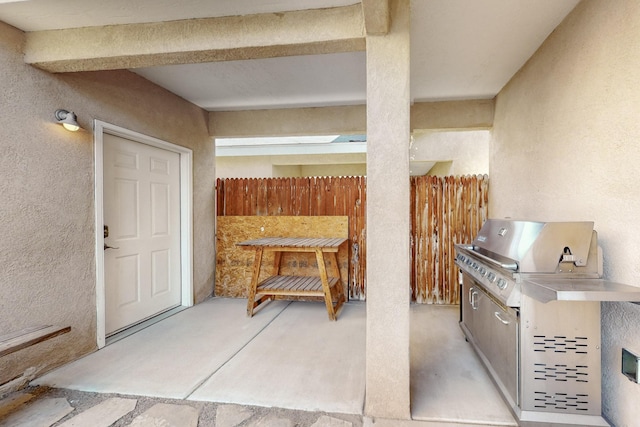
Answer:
[{"left": 257, "top": 275, "right": 339, "bottom": 297}]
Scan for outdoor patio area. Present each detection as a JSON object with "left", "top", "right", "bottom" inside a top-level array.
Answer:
[{"left": 29, "top": 298, "right": 516, "bottom": 426}]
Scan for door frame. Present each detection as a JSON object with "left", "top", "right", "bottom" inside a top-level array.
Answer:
[{"left": 94, "top": 120, "right": 193, "bottom": 348}]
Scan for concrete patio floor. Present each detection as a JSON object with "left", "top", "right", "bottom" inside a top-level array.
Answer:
[{"left": 4, "top": 298, "right": 516, "bottom": 426}]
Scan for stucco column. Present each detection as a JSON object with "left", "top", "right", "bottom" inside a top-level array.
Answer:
[{"left": 365, "top": 0, "right": 411, "bottom": 420}]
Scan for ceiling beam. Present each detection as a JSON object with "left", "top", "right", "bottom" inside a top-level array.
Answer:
[
  {"left": 210, "top": 105, "right": 366, "bottom": 138},
  {"left": 209, "top": 99, "right": 495, "bottom": 137},
  {"left": 362, "top": 0, "right": 390, "bottom": 35},
  {"left": 411, "top": 99, "right": 495, "bottom": 130},
  {"left": 24, "top": 5, "right": 365, "bottom": 72}
]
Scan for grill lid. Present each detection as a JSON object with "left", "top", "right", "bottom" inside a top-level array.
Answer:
[{"left": 470, "top": 219, "right": 596, "bottom": 273}]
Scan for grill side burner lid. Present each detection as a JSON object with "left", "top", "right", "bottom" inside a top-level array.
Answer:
[{"left": 471, "top": 219, "right": 598, "bottom": 274}]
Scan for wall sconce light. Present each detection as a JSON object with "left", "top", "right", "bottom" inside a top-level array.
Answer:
[{"left": 55, "top": 109, "right": 81, "bottom": 132}]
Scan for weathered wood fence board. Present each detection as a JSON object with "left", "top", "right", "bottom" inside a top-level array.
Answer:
[
  {"left": 216, "top": 174, "right": 488, "bottom": 304},
  {"left": 410, "top": 175, "right": 489, "bottom": 304}
]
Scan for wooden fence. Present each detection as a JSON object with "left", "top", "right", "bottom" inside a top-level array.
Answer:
[
  {"left": 410, "top": 175, "right": 489, "bottom": 304},
  {"left": 216, "top": 174, "right": 488, "bottom": 304},
  {"left": 216, "top": 176, "right": 367, "bottom": 300}
]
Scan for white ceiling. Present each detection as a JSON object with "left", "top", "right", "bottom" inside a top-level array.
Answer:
[{"left": 0, "top": 0, "right": 579, "bottom": 111}]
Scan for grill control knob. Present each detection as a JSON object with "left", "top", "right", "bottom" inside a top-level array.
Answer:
[
  {"left": 487, "top": 272, "right": 496, "bottom": 282},
  {"left": 479, "top": 267, "right": 486, "bottom": 276},
  {"left": 497, "top": 278, "right": 507, "bottom": 290}
]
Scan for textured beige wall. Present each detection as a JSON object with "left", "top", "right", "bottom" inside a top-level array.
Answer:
[
  {"left": 272, "top": 164, "right": 302, "bottom": 177},
  {"left": 491, "top": 1, "right": 640, "bottom": 425},
  {"left": 216, "top": 156, "right": 275, "bottom": 179},
  {"left": 211, "top": 105, "right": 366, "bottom": 138},
  {"left": 215, "top": 129, "right": 486, "bottom": 179},
  {"left": 216, "top": 153, "right": 367, "bottom": 179},
  {"left": 411, "top": 130, "right": 489, "bottom": 176},
  {"left": 300, "top": 163, "right": 366, "bottom": 177},
  {"left": 0, "top": 22, "right": 215, "bottom": 391},
  {"left": 410, "top": 99, "right": 494, "bottom": 131},
  {"left": 210, "top": 99, "right": 494, "bottom": 138}
]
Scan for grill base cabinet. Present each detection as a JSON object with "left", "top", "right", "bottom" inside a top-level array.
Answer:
[
  {"left": 461, "top": 275, "right": 609, "bottom": 427},
  {"left": 456, "top": 219, "right": 640, "bottom": 426}
]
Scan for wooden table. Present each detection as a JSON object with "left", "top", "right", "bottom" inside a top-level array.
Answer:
[{"left": 237, "top": 237, "right": 347, "bottom": 320}]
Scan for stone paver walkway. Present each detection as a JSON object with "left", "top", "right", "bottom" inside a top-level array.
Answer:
[
  {"left": 0, "top": 386, "right": 362, "bottom": 427},
  {"left": 0, "top": 386, "right": 509, "bottom": 427}
]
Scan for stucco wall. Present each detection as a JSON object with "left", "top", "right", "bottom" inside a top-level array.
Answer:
[
  {"left": 216, "top": 154, "right": 367, "bottom": 178},
  {"left": 216, "top": 130, "right": 486, "bottom": 179},
  {"left": 300, "top": 163, "right": 366, "bottom": 177},
  {"left": 491, "top": 1, "right": 640, "bottom": 425},
  {"left": 0, "top": 22, "right": 215, "bottom": 390},
  {"left": 411, "top": 130, "right": 489, "bottom": 176},
  {"left": 216, "top": 156, "right": 275, "bottom": 179}
]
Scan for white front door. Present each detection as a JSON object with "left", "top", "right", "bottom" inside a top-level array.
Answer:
[{"left": 103, "top": 133, "right": 182, "bottom": 335}]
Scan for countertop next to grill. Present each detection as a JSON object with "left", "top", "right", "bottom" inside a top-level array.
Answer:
[{"left": 523, "top": 278, "right": 640, "bottom": 304}]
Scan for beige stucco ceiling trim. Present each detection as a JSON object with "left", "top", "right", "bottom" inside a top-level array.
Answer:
[
  {"left": 24, "top": 5, "right": 365, "bottom": 72},
  {"left": 210, "top": 105, "right": 367, "bottom": 138},
  {"left": 209, "top": 99, "right": 494, "bottom": 137},
  {"left": 361, "top": 0, "right": 389, "bottom": 35},
  {"left": 411, "top": 99, "right": 495, "bottom": 131}
]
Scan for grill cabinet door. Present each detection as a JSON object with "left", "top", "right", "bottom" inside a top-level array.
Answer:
[{"left": 474, "top": 285, "right": 519, "bottom": 407}]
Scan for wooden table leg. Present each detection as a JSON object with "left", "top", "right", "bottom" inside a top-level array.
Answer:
[
  {"left": 329, "top": 251, "right": 346, "bottom": 311},
  {"left": 272, "top": 251, "right": 283, "bottom": 276},
  {"left": 315, "top": 249, "right": 336, "bottom": 320},
  {"left": 246, "top": 247, "right": 263, "bottom": 317}
]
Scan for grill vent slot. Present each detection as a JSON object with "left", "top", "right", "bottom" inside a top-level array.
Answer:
[
  {"left": 533, "top": 363, "right": 590, "bottom": 383},
  {"left": 533, "top": 391, "right": 590, "bottom": 412},
  {"left": 533, "top": 335, "right": 589, "bottom": 355}
]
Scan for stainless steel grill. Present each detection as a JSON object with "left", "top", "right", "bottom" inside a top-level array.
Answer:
[{"left": 455, "top": 219, "right": 640, "bottom": 427}]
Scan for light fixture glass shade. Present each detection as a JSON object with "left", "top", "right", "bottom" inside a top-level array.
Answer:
[{"left": 55, "top": 109, "right": 80, "bottom": 131}]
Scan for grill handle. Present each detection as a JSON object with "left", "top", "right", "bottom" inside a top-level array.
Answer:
[
  {"left": 466, "top": 248, "right": 518, "bottom": 271},
  {"left": 494, "top": 311, "right": 511, "bottom": 325},
  {"left": 470, "top": 288, "right": 478, "bottom": 310}
]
